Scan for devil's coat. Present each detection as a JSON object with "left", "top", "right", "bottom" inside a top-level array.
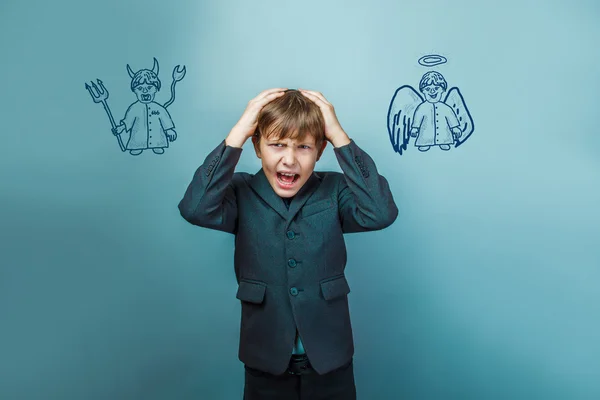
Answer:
[
  {"left": 178, "top": 138, "right": 398, "bottom": 375},
  {"left": 121, "top": 101, "right": 174, "bottom": 150}
]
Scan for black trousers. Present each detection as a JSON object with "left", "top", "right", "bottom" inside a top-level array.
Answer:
[{"left": 243, "top": 355, "right": 356, "bottom": 400}]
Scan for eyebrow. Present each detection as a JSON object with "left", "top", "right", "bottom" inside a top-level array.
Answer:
[{"left": 267, "top": 139, "right": 313, "bottom": 146}]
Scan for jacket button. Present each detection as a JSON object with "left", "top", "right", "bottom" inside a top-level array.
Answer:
[
  {"left": 288, "top": 259, "right": 297, "bottom": 268},
  {"left": 286, "top": 230, "right": 295, "bottom": 239},
  {"left": 290, "top": 287, "right": 299, "bottom": 296}
]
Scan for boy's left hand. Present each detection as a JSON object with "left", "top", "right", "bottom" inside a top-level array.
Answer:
[{"left": 299, "top": 89, "right": 351, "bottom": 147}]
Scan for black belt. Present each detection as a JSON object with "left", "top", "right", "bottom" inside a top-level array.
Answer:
[{"left": 287, "top": 353, "right": 311, "bottom": 375}]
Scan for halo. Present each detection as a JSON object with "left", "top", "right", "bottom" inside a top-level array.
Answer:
[{"left": 418, "top": 54, "right": 447, "bottom": 67}]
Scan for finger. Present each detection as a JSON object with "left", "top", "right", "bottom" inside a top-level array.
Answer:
[
  {"left": 256, "top": 88, "right": 288, "bottom": 101},
  {"left": 300, "top": 91, "right": 332, "bottom": 112},
  {"left": 298, "top": 90, "right": 328, "bottom": 108},
  {"left": 251, "top": 89, "right": 287, "bottom": 107},
  {"left": 299, "top": 89, "right": 331, "bottom": 106},
  {"left": 260, "top": 87, "right": 287, "bottom": 95},
  {"left": 254, "top": 91, "right": 287, "bottom": 108}
]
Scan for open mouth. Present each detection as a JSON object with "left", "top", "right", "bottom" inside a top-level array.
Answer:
[
  {"left": 142, "top": 94, "right": 151, "bottom": 101},
  {"left": 276, "top": 172, "right": 299, "bottom": 188}
]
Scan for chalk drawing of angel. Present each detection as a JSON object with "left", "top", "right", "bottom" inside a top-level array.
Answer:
[
  {"left": 85, "top": 57, "right": 186, "bottom": 156},
  {"left": 387, "top": 71, "right": 474, "bottom": 155}
]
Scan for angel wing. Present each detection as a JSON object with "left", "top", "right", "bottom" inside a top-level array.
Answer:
[
  {"left": 387, "top": 85, "right": 424, "bottom": 155},
  {"left": 444, "top": 87, "right": 474, "bottom": 147}
]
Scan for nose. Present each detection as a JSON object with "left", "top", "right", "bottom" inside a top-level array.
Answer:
[{"left": 282, "top": 147, "right": 298, "bottom": 166}]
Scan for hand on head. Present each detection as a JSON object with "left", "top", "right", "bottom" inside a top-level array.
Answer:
[
  {"left": 230, "top": 88, "right": 288, "bottom": 141},
  {"left": 298, "top": 89, "right": 349, "bottom": 146},
  {"left": 226, "top": 88, "right": 349, "bottom": 148}
]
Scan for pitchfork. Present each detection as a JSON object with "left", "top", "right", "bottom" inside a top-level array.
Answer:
[{"left": 85, "top": 79, "right": 125, "bottom": 152}]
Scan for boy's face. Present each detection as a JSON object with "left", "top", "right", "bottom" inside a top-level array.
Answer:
[
  {"left": 421, "top": 84, "right": 444, "bottom": 103},
  {"left": 253, "top": 133, "right": 327, "bottom": 198}
]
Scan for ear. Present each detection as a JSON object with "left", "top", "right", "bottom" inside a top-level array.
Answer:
[{"left": 252, "top": 135, "right": 262, "bottom": 158}]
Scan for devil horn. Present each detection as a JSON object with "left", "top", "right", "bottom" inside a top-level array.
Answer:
[
  {"left": 126, "top": 64, "right": 135, "bottom": 78},
  {"left": 152, "top": 57, "right": 159, "bottom": 75}
]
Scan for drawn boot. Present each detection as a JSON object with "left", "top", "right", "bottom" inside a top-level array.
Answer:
[
  {"left": 418, "top": 146, "right": 431, "bottom": 152},
  {"left": 130, "top": 149, "right": 143, "bottom": 156},
  {"left": 439, "top": 145, "right": 451, "bottom": 151},
  {"left": 153, "top": 148, "right": 165, "bottom": 154}
]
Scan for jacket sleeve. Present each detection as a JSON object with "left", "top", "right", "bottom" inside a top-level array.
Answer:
[
  {"left": 178, "top": 139, "right": 243, "bottom": 234},
  {"left": 333, "top": 139, "right": 399, "bottom": 233}
]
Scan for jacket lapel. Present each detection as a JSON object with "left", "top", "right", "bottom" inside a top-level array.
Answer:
[
  {"left": 249, "top": 168, "right": 322, "bottom": 221},
  {"left": 288, "top": 172, "right": 321, "bottom": 218}
]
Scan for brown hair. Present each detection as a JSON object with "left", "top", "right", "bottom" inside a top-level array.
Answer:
[{"left": 253, "top": 89, "right": 326, "bottom": 155}]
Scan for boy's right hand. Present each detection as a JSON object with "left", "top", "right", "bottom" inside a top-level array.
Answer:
[{"left": 226, "top": 88, "right": 287, "bottom": 147}]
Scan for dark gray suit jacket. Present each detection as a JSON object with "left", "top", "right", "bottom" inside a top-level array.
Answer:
[{"left": 178, "top": 138, "right": 398, "bottom": 375}]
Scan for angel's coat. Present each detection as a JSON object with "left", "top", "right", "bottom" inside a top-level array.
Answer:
[{"left": 412, "top": 101, "right": 460, "bottom": 147}]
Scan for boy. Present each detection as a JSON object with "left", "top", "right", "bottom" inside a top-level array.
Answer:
[{"left": 178, "top": 88, "right": 398, "bottom": 399}]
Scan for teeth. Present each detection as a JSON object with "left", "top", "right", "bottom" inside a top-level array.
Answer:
[{"left": 280, "top": 173, "right": 295, "bottom": 176}]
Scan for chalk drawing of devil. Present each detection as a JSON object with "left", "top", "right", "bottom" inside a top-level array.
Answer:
[{"left": 85, "top": 58, "right": 186, "bottom": 156}]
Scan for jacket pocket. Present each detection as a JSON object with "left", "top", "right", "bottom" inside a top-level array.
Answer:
[
  {"left": 320, "top": 274, "right": 351, "bottom": 301},
  {"left": 301, "top": 198, "right": 334, "bottom": 218},
  {"left": 236, "top": 279, "right": 267, "bottom": 304}
]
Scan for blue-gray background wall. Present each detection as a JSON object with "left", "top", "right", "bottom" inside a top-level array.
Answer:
[{"left": 1, "top": 0, "right": 599, "bottom": 398}]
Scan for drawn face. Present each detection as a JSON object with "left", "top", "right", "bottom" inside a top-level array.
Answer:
[
  {"left": 422, "top": 84, "right": 444, "bottom": 103},
  {"left": 134, "top": 84, "right": 157, "bottom": 103},
  {"left": 253, "top": 134, "right": 326, "bottom": 198}
]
